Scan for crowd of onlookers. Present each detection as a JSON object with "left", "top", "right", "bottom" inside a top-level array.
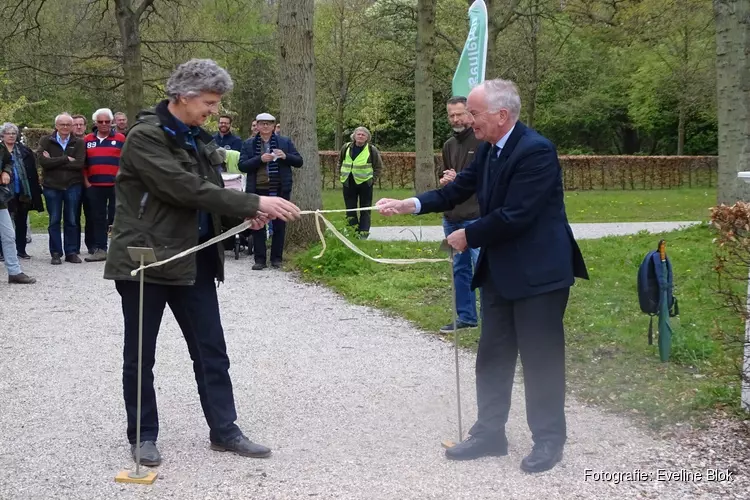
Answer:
[{"left": 1, "top": 102, "right": 388, "bottom": 284}]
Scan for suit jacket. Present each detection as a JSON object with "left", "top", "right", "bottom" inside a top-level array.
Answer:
[{"left": 417, "top": 122, "right": 588, "bottom": 300}]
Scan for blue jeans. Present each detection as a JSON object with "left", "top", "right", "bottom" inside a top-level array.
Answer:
[
  {"left": 0, "top": 208, "right": 22, "bottom": 276},
  {"left": 44, "top": 184, "right": 82, "bottom": 257},
  {"left": 443, "top": 217, "right": 480, "bottom": 325}
]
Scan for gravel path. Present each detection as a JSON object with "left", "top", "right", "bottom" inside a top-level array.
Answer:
[
  {"left": 369, "top": 221, "right": 702, "bottom": 242},
  {"left": 1, "top": 233, "right": 745, "bottom": 500}
]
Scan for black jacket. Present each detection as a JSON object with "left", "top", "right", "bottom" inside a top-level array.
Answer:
[
  {"left": 36, "top": 133, "right": 85, "bottom": 190},
  {"left": 9, "top": 143, "right": 44, "bottom": 212}
]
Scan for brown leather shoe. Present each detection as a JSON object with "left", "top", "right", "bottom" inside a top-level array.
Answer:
[{"left": 9, "top": 273, "right": 36, "bottom": 284}]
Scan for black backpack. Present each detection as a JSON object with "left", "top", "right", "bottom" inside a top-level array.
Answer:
[{"left": 637, "top": 241, "right": 679, "bottom": 344}]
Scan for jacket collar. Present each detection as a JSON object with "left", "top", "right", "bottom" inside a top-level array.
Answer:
[
  {"left": 495, "top": 121, "right": 526, "bottom": 164},
  {"left": 453, "top": 127, "right": 475, "bottom": 143},
  {"left": 153, "top": 100, "right": 214, "bottom": 151}
]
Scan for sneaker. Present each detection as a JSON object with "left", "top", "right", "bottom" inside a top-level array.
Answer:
[
  {"left": 8, "top": 273, "right": 36, "bottom": 284},
  {"left": 439, "top": 321, "right": 478, "bottom": 333},
  {"left": 65, "top": 253, "right": 82, "bottom": 264},
  {"left": 51, "top": 253, "right": 62, "bottom": 265},
  {"left": 84, "top": 249, "right": 107, "bottom": 262}
]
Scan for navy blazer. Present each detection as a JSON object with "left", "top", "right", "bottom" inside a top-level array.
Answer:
[
  {"left": 238, "top": 134, "right": 303, "bottom": 194},
  {"left": 417, "top": 122, "right": 588, "bottom": 300}
]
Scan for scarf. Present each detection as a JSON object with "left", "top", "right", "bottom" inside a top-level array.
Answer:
[
  {"left": 254, "top": 132, "right": 281, "bottom": 196},
  {"left": 9, "top": 146, "right": 31, "bottom": 199}
]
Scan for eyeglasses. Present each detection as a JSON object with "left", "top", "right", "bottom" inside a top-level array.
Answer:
[
  {"left": 57, "top": 123, "right": 72, "bottom": 127},
  {"left": 97, "top": 120, "right": 111, "bottom": 124}
]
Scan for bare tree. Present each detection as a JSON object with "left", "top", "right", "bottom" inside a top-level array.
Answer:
[
  {"left": 414, "top": 0, "right": 436, "bottom": 195},
  {"left": 278, "top": 0, "right": 322, "bottom": 244},
  {"left": 714, "top": 0, "right": 750, "bottom": 204}
]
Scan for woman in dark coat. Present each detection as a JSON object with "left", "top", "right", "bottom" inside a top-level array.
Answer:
[{"left": 1, "top": 122, "right": 44, "bottom": 259}]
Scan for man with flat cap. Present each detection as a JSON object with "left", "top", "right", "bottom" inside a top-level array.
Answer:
[{"left": 239, "top": 112, "right": 303, "bottom": 270}]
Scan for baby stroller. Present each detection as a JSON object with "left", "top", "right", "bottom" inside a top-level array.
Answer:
[{"left": 221, "top": 172, "right": 252, "bottom": 260}]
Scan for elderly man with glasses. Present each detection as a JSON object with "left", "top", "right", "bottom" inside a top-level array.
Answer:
[
  {"left": 36, "top": 113, "right": 86, "bottom": 265},
  {"left": 238, "top": 112, "right": 303, "bottom": 270}
]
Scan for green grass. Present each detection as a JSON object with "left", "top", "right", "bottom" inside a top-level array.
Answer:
[
  {"left": 27, "top": 187, "right": 715, "bottom": 232},
  {"left": 293, "top": 223, "right": 744, "bottom": 428},
  {"left": 321, "top": 187, "right": 716, "bottom": 226}
]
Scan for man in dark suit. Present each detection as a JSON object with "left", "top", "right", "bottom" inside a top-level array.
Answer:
[{"left": 376, "top": 78, "right": 588, "bottom": 473}]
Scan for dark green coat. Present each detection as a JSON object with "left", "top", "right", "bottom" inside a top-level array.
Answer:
[{"left": 104, "top": 100, "right": 260, "bottom": 285}]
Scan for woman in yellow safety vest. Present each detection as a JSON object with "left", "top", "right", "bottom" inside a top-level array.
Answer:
[{"left": 338, "top": 126, "right": 382, "bottom": 238}]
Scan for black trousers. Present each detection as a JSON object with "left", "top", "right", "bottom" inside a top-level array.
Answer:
[
  {"left": 7, "top": 197, "right": 30, "bottom": 254},
  {"left": 77, "top": 185, "right": 95, "bottom": 253},
  {"left": 87, "top": 185, "right": 115, "bottom": 251},
  {"left": 252, "top": 189, "right": 289, "bottom": 264},
  {"left": 469, "top": 280, "right": 570, "bottom": 446},
  {"left": 115, "top": 246, "right": 241, "bottom": 444},
  {"left": 342, "top": 176, "right": 373, "bottom": 233}
]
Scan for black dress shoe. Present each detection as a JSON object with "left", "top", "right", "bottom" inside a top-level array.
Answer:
[
  {"left": 520, "top": 441, "right": 563, "bottom": 473},
  {"left": 17, "top": 253, "right": 31, "bottom": 260},
  {"left": 210, "top": 434, "right": 271, "bottom": 458},
  {"left": 65, "top": 253, "right": 82, "bottom": 263},
  {"left": 131, "top": 440, "right": 162, "bottom": 466},
  {"left": 445, "top": 435, "right": 508, "bottom": 461},
  {"left": 252, "top": 262, "right": 267, "bottom": 270}
]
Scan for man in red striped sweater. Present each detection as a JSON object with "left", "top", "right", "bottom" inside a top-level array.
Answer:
[{"left": 83, "top": 108, "right": 126, "bottom": 262}]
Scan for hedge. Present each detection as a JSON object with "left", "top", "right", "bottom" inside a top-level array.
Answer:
[{"left": 320, "top": 152, "right": 717, "bottom": 191}]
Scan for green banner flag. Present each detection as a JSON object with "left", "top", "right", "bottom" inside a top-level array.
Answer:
[{"left": 452, "top": 0, "right": 488, "bottom": 98}]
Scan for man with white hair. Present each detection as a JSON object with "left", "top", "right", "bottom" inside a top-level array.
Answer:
[
  {"left": 82, "top": 108, "right": 126, "bottom": 262},
  {"left": 376, "top": 79, "right": 588, "bottom": 473},
  {"left": 36, "top": 113, "right": 86, "bottom": 264}
]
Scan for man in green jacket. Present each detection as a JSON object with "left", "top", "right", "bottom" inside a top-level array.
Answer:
[{"left": 104, "top": 58, "right": 301, "bottom": 466}]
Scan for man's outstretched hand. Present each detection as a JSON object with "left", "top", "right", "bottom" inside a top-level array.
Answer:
[
  {"left": 375, "top": 198, "right": 416, "bottom": 216},
  {"left": 257, "top": 196, "right": 301, "bottom": 221}
]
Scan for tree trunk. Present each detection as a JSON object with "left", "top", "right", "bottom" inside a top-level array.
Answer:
[
  {"left": 115, "top": 0, "right": 146, "bottom": 122},
  {"left": 714, "top": 0, "right": 750, "bottom": 204},
  {"left": 527, "top": 0, "right": 540, "bottom": 128},
  {"left": 334, "top": 11, "right": 346, "bottom": 152},
  {"left": 414, "top": 0, "right": 436, "bottom": 195},
  {"left": 677, "top": 102, "right": 686, "bottom": 155},
  {"left": 334, "top": 98, "right": 344, "bottom": 152},
  {"left": 278, "top": 0, "right": 322, "bottom": 245},
  {"left": 485, "top": 0, "right": 500, "bottom": 78}
]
